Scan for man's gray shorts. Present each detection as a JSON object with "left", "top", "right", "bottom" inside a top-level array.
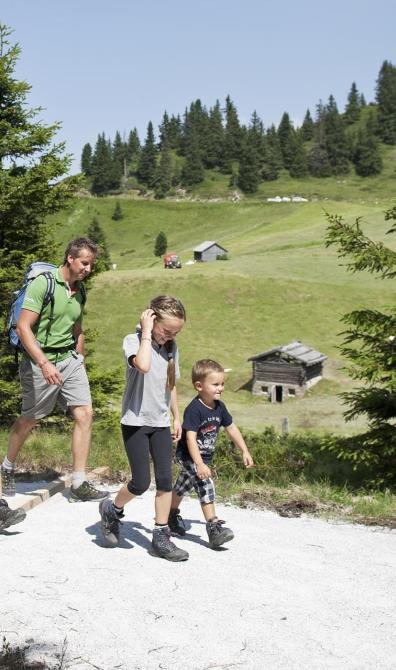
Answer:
[{"left": 20, "top": 353, "right": 92, "bottom": 420}]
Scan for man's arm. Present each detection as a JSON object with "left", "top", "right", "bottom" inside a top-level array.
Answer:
[
  {"left": 16, "top": 309, "right": 63, "bottom": 385},
  {"left": 73, "top": 321, "right": 84, "bottom": 356}
]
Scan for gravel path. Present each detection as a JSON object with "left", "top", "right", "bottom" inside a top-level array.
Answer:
[{"left": 1, "top": 487, "right": 395, "bottom": 669}]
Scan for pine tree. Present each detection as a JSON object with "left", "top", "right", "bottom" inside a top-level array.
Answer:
[
  {"left": 376, "top": 60, "right": 396, "bottom": 144},
  {"left": 181, "top": 128, "right": 204, "bottom": 186},
  {"left": 344, "top": 82, "right": 361, "bottom": 125},
  {"left": 206, "top": 100, "right": 224, "bottom": 168},
  {"left": 81, "top": 142, "right": 93, "bottom": 176},
  {"left": 325, "top": 207, "right": 396, "bottom": 484},
  {"left": 91, "top": 133, "right": 114, "bottom": 195},
  {"left": 353, "top": 112, "right": 383, "bottom": 176},
  {"left": 137, "top": 121, "right": 157, "bottom": 188},
  {"left": 154, "top": 142, "right": 172, "bottom": 199},
  {"left": 0, "top": 24, "right": 80, "bottom": 422},
  {"left": 324, "top": 95, "right": 350, "bottom": 175},
  {"left": 289, "top": 134, "right": 308, "bottom": 178},
  {"left": 300, "top": 109, "right": 314, "bottom": 141},
  {"left": 154, "top": 231, "right": 167, "bottom": 257},
  {"left": 87, "top": 217, "right": 111, "bottom": 274},
  {"left": 222, "top": 95, "right": 243, "bottom": 170},
  {"left": 112, "top": 201, "right": 123, "bottom": 221},
  {"left": 261, "top": 126, "right": 283, "bottom": 181},
  {"left": 277, "top": 112, "right": 296, "bottom": 169}
]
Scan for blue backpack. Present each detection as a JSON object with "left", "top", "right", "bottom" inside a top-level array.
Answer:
[{"left": 8, "top": 262, "right": 57, "bottom": 354}]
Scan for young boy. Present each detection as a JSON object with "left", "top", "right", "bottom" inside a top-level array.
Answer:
[{"left": 169, "top": 359, "right": 254, "bottom": 548}]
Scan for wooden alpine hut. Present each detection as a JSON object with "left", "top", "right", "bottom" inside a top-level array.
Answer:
[
  {"left": 193, "top": 241, "right": 228, "bottom": 262},
  {"left": 248, "top": 341, "right": 327, "bottom": 402}
]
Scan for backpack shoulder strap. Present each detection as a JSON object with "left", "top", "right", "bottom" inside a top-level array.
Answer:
[{"left": 40, "top": 271, "right": 56, "bottom": 346}]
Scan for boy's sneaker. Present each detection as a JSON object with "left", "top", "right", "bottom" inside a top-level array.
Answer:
[
  {"left": 69, "top": 480, "right": 109, "bottom": 503},
  {"left": 99, "top": 498, "right": 123, "bottom": 547},
  {"left": 1, "top": 466, "right": 16, "bottom": 497},
  {"left": 168, "top": 508, "right": 186, "bottom": 536},
  {"left": 151, "top": 526, "right": 189, "bottom": 562},
  {"left": 206, "top": 518, "right": 234, "bottom": 549},
  {"left": 0, "top": 499, "right": 26, "bottom": 531}
]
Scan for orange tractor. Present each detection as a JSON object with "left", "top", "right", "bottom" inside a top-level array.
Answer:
[{"left": 163, "top": 252, "right": 182, "bottom": 269}]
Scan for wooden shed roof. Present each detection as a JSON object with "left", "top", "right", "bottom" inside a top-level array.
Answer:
[
  {"left": 193, "top": 240, "right": 228, "bottom": 253},
  {"left": 248, "top": 341, "right": 327, "bottom": 367}
]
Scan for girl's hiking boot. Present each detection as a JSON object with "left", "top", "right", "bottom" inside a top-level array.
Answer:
[
  {"left": 151, "top": 526, "right": 189, "bottom": 562},
  {"left": 206, "top": 518, "right": 234, "bottom": 548},
  {"left": 0, "top": 499, "right": 26, "bottom": 531},
  {"left": 69, "top": 480, "right": 109, "bottom": 503},
  {"left": 99, "top": 498, "right": 123, "bottom": 547},
  {"left": 1, "top": 466, "right": 16, "bottom": 497},
  {"left": 168, "top": 508, "right": 186, "bottom": 536}
]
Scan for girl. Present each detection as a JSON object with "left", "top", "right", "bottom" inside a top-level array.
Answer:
[{"left": 99, "top": 295, "right": 188, "bottom": 562}]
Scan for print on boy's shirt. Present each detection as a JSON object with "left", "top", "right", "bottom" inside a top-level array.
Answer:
[{"left": 177, "top": 397, "right": 233, "bottom": 464}]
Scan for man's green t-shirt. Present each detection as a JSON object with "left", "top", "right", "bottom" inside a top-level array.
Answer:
[{"left": 21, "top": 267, "right": 85, "bottom": 362}]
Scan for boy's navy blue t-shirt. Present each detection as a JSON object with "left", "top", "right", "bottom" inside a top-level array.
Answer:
[{"left": 176, "top": 396, "right": 233, "bottom": 464}]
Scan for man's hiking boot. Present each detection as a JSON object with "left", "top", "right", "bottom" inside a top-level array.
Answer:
[
  {"left": 1, "top": 466, "right": 16, "bottom": 497},
  {"left": 206, "top": 518, "right": 234, "bottom": 549},
  {"left": 0, "top": 499, "right": 26, "bottom": 531},
  {"left": 99, "top": 498, "right": 123, "bottom": 547},
  {"left": 69, "top": 480, "right": 109, "bottom": 503},
  {"left": 168, "top": 508, "right": 186, "bottom": 536},
  {"left": 151, "top": 526, "right": 189, "bottom": 562}
]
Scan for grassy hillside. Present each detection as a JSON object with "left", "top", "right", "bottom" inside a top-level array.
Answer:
[{"left": 50, "top": 170, "right": 396, "bottom": 436}]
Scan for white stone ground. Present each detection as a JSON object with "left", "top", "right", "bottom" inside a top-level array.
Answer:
[{"left": 1, "top": 487, "right": 395, "bottom": 670}]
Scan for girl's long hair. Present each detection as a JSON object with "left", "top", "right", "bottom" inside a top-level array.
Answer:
[{"left": 149, "top": 295, "right": 186, "bottom": 389}]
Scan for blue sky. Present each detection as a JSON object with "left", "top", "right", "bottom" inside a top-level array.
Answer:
[{"left": 2, "top": 0, "right": 395, "bottom": 174}]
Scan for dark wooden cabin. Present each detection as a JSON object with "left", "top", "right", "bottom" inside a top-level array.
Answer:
[{"left": 248, "top": 341, "right": 327, "bottom": 402}]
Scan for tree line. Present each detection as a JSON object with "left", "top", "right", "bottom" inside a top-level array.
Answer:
[{"left": 81, "top": 60, "right": 396, "bottom": 196}]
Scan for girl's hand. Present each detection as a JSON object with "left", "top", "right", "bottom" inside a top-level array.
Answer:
[
  {"left": 243, "top": 451, "right": 254, "bottom": 468},
  {"left": 140, "top": 308, "right": 155, "bottom": 337},
  {"left": 172, "top": 419, "right": 182, "bottom": 442},
  {"left": 196, "top": 463, "right": 211, "bottom": 480}
]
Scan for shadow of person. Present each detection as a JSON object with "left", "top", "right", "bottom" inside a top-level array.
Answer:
[{"left": 86, "top": 519, "right": 153, "bottom": 552}]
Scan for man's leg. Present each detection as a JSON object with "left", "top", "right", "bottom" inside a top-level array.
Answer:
[
  {"left": 68, "top": 405, "right": 107, "bottom": 502},
  {"left": 1, "top": 417, "right": 37, "bottom": 496}
]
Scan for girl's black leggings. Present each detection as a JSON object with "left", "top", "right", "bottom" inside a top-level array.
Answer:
[{"left": 121, "top": 424, "right": 173, "bottom": 496}]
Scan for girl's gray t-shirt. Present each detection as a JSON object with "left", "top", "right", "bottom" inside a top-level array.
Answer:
[{"left": 121, "top": 332, "right": 180, "bottom": 427}]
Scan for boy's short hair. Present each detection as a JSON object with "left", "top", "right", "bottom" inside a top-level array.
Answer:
[{"left": 192, "top": 359, "right": 224, "bottom": 384}]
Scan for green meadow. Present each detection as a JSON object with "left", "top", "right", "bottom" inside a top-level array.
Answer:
[{"left": 51, "top": 170, "right": 396, "bottom": 438}]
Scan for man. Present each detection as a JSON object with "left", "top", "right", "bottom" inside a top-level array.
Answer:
[{"left": 1, "top": 237, "right": 108, "bottom": 508}]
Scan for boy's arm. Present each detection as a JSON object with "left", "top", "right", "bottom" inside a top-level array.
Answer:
[
  {"left": 170, "top": 386, "right": 181, "bottom": 441},
  {"left": 224, "top": 423, "right": 254, "bottom": 468},
  {"left": 186, "top": 431, "right": 212, "bottom": 479}
]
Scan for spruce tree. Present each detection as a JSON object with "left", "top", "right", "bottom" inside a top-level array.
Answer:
[
  {"left": 324, "top": 95, "right": 350, "bottom": 175},
  {"left": 91, "top": 133, "right": 114, "bottom": 195},
  {"left": 154, "top": 142, "right": 172, "bottom": 199},
  {"left": 86, "top": 217, "right": 111, "bottom": 274},
  {"left": 127, "top": 128, "right": 140, "bottom": 166},
  {"left": 137, "top": 121, "right": 157, "bottom": 188},
  {"left": 237, "top": 136, "right": 260, "bottom": 193},
  {"left": 344, "top": 82, "right": 361, "bottom": 125},
  {"left": 222, "top": 95, "right": 243, "bottom": 170},
  {"left": 376, "top": 60, "right": 396, "bottom": 144},
  {"left": 154, "top": 231, "right": 167, "bottom": 257},
  {"left": 112, "top": 201, "right": 123, "bottom": 221},
  {"left": 325, "top": 207, "right": 396, "bottom": 484},
  {"left": 0, "top": 24, "right": 80, "bottom": 422},
  {"left": 261, "top": 126, "right": 283, "bottom": 181},
  {"left": 289, "top": 134, "right": 308, "bottom": 178},
  {"left": 112, "top": 130, "right": 127, "bottom": 182},
  {"left": 206, "top": 100, "right": 224, "bottom": 168},
  {"left": 300, "top": 109, "right": 314, "bottom": 141},
  {"left": 309, "top": 106, "right": 332, "bottom": 177},
  {"left": 181, "top": 128, "right": 204, "bottom": 186},
  {"left": 353, "top": 112, "right": 383, "bottom": 177},
  {"left": 277, "top": 112, "right": 296, "bottom": 169},
  {"left": 81, "top": 142, "right": 93, "bottom": 176}
]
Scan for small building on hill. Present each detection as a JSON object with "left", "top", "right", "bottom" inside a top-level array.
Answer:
[
  {"left": 193, "top": 241, "right": 228, "bottom": 262},
  {"left": 248, "top": 341, "right": 327, "bottom": 402}
]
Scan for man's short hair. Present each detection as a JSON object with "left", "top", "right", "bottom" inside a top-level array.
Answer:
[
  {"left": 192, "top": 359, "right": 224, "bottom": 384},
  {"left": 63, "top": 237, "right": 98, "bottom": 264}
]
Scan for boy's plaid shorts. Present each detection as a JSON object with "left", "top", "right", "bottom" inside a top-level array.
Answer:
[{"left": 173, "top": 459, "right": 215, "bottom": 504}]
